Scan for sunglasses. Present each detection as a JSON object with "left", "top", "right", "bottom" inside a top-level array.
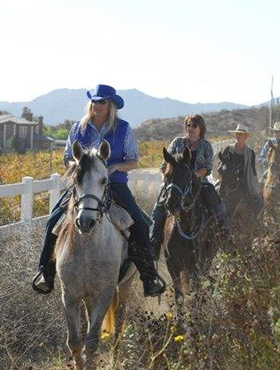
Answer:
[
  {"left": 92, "top": 99, "right": 107, "bottom": 105},
  {"left": 275, "top": 130, "right": 280, "bottom": 133},
  {"left": 185, "top": 123, "right": 199, "bottom": 128}
]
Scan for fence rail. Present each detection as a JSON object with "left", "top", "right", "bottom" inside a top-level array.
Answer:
[{"left": 0, "top": 140, "right": 232, "bottom": 225}]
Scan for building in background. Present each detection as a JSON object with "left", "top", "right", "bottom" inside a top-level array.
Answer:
[{"left": 0, "top": 111, "right": 54, "bottom": 153}]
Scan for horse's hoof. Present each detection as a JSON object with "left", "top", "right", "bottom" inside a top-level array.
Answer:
[{"left": 176, "top": 294, "right": 184, "bottom": 305}]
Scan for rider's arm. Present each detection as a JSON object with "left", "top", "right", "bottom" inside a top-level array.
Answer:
[
  {"left": 251, "top": 150, "right": 257, "bottom": 176},
  {"left": 108, "top": 125, "right": 139, "bottom": 175},
  {"left": 259, "top": 141, "right": 269, "bottom": 168},
  {"left": 194, "top": 140, "right": 214, "bottom": 177}
]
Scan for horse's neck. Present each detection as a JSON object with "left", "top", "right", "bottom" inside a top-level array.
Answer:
[{"left": 180, "top": 186, "right": 203, "bottom": 227}]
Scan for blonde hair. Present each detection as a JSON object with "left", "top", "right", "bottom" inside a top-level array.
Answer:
[{"left": 80, "top": 100, "right": 118, "bottom": 133}]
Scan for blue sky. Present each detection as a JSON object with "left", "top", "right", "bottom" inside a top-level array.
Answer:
[{"left": 1, "top": 0, "right": 279, "bottom": 105}]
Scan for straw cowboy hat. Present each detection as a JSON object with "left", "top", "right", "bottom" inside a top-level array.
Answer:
[
  {"left": 229, "top": 123, "right": 250, "bottom": 135},
  {"left": 86, "top": 84, "right": 124, "bottom": 109},
  {"left": 270, "top": 121, "right": 280, "bottom": 131}
]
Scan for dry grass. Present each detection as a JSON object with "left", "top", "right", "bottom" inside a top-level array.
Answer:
[
  {"left": 1, "top": 197, "right": 280, "bottom": 369},
  {"left": 2, "top": 139, "right": 280, "bottom": 369}
]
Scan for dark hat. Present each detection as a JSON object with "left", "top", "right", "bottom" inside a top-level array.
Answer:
[{"left": 86, "top": 84, "right": 124, "bottom": 109}]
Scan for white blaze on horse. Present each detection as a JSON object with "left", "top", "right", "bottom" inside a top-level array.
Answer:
[{"left": 54, "top": 140, "right": 135, "bottom": 370}]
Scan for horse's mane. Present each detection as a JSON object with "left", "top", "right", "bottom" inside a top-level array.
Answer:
[
  {"left": 267, "top": 145, "right": 277, "bottom": 164},
  {"left": 63, "top": 148, "right": 97, "bottom": 187}
]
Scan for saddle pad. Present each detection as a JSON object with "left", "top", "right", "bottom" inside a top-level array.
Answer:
[{"left": 108, "top": 201, "right": 134, "bottom": 236}]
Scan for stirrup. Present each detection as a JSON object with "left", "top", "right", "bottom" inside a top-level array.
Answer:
[
  {"left": 143, "top": 274, "right": 166, "bottom": 297},
  {"left": 32, "top": 271, "right": 52, "bottom": 295}
]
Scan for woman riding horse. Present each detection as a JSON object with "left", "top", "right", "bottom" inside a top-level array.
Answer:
[
  {"left": 33, "top": 84, "right": 165, "bottom": 297},
  {"left": 150, "top": 114, "right": 231, "bottom": 260}
]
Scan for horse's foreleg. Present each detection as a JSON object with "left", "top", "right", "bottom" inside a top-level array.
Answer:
[
  {"left": 84, "top": 287, "right": 116, "bottom": 369},
  {"left": 115, "top": 267, "right": 135, "bottom": 339},
  {"left": 63, "top": 293, "right": 85, "bottom": 370},
  {"left": 166, "top": 259, "right": 184, "bottom": 312}
]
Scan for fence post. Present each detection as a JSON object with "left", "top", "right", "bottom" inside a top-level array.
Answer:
[
  {"left": 21, "top": 176, "right": 34, "bottom": 223},
  {"left": 49, "top": 173, "right": 61, "bottom": 213}
]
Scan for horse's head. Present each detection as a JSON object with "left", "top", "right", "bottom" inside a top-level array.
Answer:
[
  {"left": 218, "top": 147, "right": 240, "bottom": 197},
  {"left": 70, "top": 140, "right": 110, "bottom": 234},
  {"left": 162, "top": 147, "right": 199, "bottom": 215}
]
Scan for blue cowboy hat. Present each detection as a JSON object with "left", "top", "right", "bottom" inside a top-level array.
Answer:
[{"left": 86, "top": 84, "right": 124, "bottom": 109}]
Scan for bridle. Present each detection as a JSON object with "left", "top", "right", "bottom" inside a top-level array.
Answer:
[
  {"left": 160, "top": 166, "right": 204, "bottom": 240},
  {"left": 73, "top": 182, "right": 110, "bottom": 220}
]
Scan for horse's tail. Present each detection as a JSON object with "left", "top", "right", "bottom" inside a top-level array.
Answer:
[{"left": 101, "top": 289, "right": 118, "bottom": 336}]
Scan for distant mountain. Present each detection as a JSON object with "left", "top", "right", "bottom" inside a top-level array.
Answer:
[
  {"left": 0, "top": 88, "right": 248, "bottom": 127},
  {"left": 135, "top": 105, "right": 280, "bottom": 142}
]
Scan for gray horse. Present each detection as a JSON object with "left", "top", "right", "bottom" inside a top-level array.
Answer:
[{"left": 54, "top": 140, "right": 135, "bottom": 370}]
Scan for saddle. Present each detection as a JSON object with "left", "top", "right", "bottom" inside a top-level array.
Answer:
[{"left": 52, "top": 199, "right": 134, "bottom": 238}]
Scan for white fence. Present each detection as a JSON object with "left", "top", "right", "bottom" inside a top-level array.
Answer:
[{"left": 0, "top": 140, "right": 232, "bottom": 225}]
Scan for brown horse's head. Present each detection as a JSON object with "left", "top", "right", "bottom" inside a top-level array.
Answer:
[
  {"left": 162, "top": 147, "right": 200, "bottom": 215},
  {"left": 217, "top": 146, "right": 244, "bottom": 199}
]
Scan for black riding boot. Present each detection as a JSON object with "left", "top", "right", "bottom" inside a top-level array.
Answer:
[
  {"left": 128, "top": 241, "right": 166, "bottom": 297},
  {"left": 32, "top": 206, "right": 64, "bottom": 294},
  {"left": 150, "top": 204, "right": 167, "bottom": 261}
]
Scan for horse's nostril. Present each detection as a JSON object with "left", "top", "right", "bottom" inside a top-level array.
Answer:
[{"left": 89, "top": 219, "right": 96, "bottom": 229}]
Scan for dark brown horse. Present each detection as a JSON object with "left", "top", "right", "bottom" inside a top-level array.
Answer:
[
  {"left": 217, "top": 146, "right": 262, "bottom": 236},
  {"left": 161, "top": 147, "right": 218, "bottom": 312}
]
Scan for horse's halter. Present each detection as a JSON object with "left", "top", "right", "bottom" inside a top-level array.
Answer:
[
  {"left": 73, "top": 181, "right": 110, "bottom": 221},
  {"left": 164, "top": 172, "right": 194, "bottom": 211}
]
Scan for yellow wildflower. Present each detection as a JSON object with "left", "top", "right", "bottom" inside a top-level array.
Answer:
[
  {"left": 100, "top": 332, "right": 110, "bottom": 340},
  {"left": 174, "top": 335, "right": 184, "bottom": 342},
  {"left": 165, "top": 312, "right": 173, "bottom": 320}
]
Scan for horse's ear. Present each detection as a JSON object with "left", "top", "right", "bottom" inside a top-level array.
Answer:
[
  {"left": 72, "top": 140, "right": 83, "bottom": 162},
  {"left": 97, "top": 140, "right": 111, "bottom": 161},
  {"left": 163, "top": 147, "right": 175, "bottom": 165},
  {"left": 182, "top": 147, "right": 191, "bottom": 165}
]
